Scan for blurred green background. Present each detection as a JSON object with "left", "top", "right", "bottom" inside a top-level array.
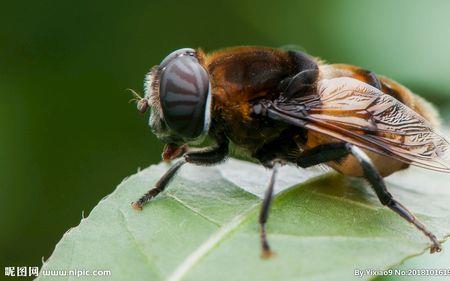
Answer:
[{"left": 1, "top": 0, "right": 450, "bottom": 279}]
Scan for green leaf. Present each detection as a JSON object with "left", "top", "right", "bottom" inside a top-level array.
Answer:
[{"left": 37, "top": 159, "right": 450, "bottom": 281}]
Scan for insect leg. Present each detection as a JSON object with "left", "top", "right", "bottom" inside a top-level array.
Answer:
[
  {"left": 256, "top": 142, "right": 349, "bottom": 257},
  {"left": 132, "top": 159, "right": 186, "bottom": 210},
  {"left": 348, "top": 145, "right": 442, "bottom": 253},
  {"left": 295, "top": 143, "right": 441, "bottom": 253},
  {"left": 257, "top": 144, "right": 349, "bottom": 257},
  {"left": 183, "top": 139, "right": 229, "bottom": 165},
  {"left": 259, "top": 162, "right": 279, "bottom": 259},
  {"left": 132, "top": 140, "right": 229, "bottom": 210},
  {"left": 296, "top": 143, "right": 350, "bottom": 168}
]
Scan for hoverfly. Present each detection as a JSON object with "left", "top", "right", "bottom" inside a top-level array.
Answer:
[{"left": 130, "top": 46, "right": 450, "bottom": 257}]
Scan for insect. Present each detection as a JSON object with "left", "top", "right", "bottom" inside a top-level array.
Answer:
[{"left": 130, "top": 46, "right": 450, "bottom": 258}]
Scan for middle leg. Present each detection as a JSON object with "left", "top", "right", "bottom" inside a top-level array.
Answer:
[
  {"left": 254, "top": 142, "right": 349, "bottom": 258},
  {"left": 259, "top": 162, "right": 279, "bottom": 259}
]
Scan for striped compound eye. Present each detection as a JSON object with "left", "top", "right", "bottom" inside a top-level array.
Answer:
[{"left": 159, "top": 53, "right": 211, "bottom": 140}]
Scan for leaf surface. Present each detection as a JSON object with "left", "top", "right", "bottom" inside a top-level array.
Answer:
[{"left": 37, "top": 159, "right": 450, "bottom": 281}]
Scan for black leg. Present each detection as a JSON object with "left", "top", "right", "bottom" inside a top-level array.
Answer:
[
  {"left": 292, "top": 143, "right": 442, "bottom": 253},
  {"left": 132, "top": 140, "right": 229, "bottom": 210},
  {"left": 132, "top": 159, "right": 187, "bottom": 210},
  {"left": 184, "top": 140, "right": 229, "bottom": 165},
  {"left": 348, "top": 145, "right": 442, "bottom": 253},
  {"left": 296, "top": 143, "right": 349, "bottom": 168},
  {"left": 255, "top": 143, "right": 350, "bottom": 258},
  {"left": 259, "top": 163, "right": 279, "bottom": 259}
]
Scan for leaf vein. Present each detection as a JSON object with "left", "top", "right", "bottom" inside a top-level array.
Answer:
[
  {"left": 166, "top": 193, "right": 221, "bottom": 226},
  {"left": 118, "top": 209, "right": 163, "bottom": 279},
  {"left": 167, "top": 202, "right": 260, "bottom": 281}
]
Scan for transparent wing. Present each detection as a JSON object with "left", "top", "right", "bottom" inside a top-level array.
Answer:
[{"left": 274, "top": 77, "right": 450, "bottom": 172}]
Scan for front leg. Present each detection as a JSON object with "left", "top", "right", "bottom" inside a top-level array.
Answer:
[{"left": 132, "top": 139, "right": 229, "bottom": 210}]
